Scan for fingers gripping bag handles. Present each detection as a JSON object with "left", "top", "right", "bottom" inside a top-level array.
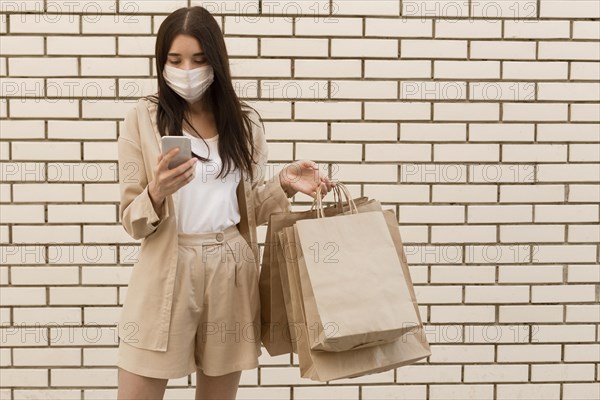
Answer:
[{"left": 294, "top": 182, "right": 422, "bottom": 352}]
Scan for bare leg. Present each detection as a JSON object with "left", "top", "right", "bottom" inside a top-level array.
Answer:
[
  {"left": 195, "top": 368, "right": 242, "bottom": 400},
  {"left": 117, "top": 367, "right": 169, "bottom": 400}
]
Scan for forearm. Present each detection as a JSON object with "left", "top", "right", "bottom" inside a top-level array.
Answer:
[
  {"left": 148, "top": 180, "right": 166, "bottom": 214},
  {"left": 253, "top": 174, "right": 292, "bottom": 226},
  {"left": 278, "top": 169, "right": 297, "bottom": 198}
]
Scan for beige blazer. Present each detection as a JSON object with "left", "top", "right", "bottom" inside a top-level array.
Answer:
[{"left": 117, "top": 98, "right": 291, "bottom": 352}]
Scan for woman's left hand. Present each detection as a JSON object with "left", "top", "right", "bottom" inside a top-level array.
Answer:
[{"left": 278, "top": 160, "right": 336, "bottom": 199}]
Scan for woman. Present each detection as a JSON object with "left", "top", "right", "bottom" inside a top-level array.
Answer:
[{"left": 116, "top": 6, "right": 334, "bottom": 400}]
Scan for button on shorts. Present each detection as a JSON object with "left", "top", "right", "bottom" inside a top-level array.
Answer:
[{"left": 117, "top": 224, "right": 262, "bottom": 379}]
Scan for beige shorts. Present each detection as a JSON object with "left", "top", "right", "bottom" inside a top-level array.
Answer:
[{"left": 117, "top": 224, "right": 262, "bottom": 379}]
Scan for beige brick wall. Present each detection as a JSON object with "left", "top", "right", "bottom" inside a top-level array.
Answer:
[{"left": 0, "top": 0, "right": 599, "bottom": 399}]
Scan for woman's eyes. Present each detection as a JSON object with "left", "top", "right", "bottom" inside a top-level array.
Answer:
[{"left": 169, "top": 60, "right": 206, "bottom": 65}]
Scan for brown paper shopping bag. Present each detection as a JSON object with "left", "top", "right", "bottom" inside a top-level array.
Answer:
[
  {"left": 259, "top": 218, "right": 292, "bottom": 356},
  {"left": 278, "top": 207, "right": 430, "bottom": 382},
  {"left": 292, "top": 183, "right": 421, "bottom": 352},
  {"left": 259, "top": 188, "right": 372, "bottom": 356},
  {"left": 271, "top": 196, "right": 381, "bottom": 354}
]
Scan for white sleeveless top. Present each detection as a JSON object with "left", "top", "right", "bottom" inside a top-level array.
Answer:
[{"left": 176, "top": 130, "right": 241, "bottom": 233}]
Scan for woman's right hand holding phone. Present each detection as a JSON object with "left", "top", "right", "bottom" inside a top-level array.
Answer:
[{"left": 148, "top": 147, "right": 197, "bottom": 211}]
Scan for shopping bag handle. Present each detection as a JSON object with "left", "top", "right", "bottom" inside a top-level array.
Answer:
[
  {"left": 310, "top": 185, "right": 326, "bottom": 218},
  {"left": 320, "top": 184, "right": 345, "bottom": 215},
  {"left": 310, "top": 181, "right": 343, "bottom": 213},
  {"left": 312, "top": 182, "right": 358, "bottom": 218},
  {"left": 308, "top": 181, "right": 342, "bottom": 211},
  {"left": 333, "top": 183, "right": 343, "bottom": 211},
  {"left": 336, "top": 183, "right": 359, "bottom": 215},
  {"left": 333, "top": 183, "right": 354, "bottom": 214}
]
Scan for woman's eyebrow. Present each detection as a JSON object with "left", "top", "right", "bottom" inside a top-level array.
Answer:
[{"left": 167, "top": 52, "right": 205, "bottom": 56}]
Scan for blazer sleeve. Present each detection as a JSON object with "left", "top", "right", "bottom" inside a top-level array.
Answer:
[
  {"left": 248, "top": 110, "right": 291, "bottom": 226},
  {"left": 118, "top": 104, "right": 170, "bottom": 240}
]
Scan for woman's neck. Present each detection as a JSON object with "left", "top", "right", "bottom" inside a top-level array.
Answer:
[
  {"left": 183, "top": 99, "right": 217, "bottom": 137},
  {"left": 187, "top": 96, "right": 211, "bottom": 117}
]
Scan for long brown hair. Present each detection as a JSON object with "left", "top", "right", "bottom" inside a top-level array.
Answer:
[{"left": 144, "top": 6, "right": 260, "bottom": 181}]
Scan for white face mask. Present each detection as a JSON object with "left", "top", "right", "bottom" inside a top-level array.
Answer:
[{"left": 162, "top": 63, "right": 214, "bottom": 104}]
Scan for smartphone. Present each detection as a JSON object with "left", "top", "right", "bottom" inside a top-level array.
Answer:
[{"left": 161, "top": 136, "right": 192, "bottom": 169}]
